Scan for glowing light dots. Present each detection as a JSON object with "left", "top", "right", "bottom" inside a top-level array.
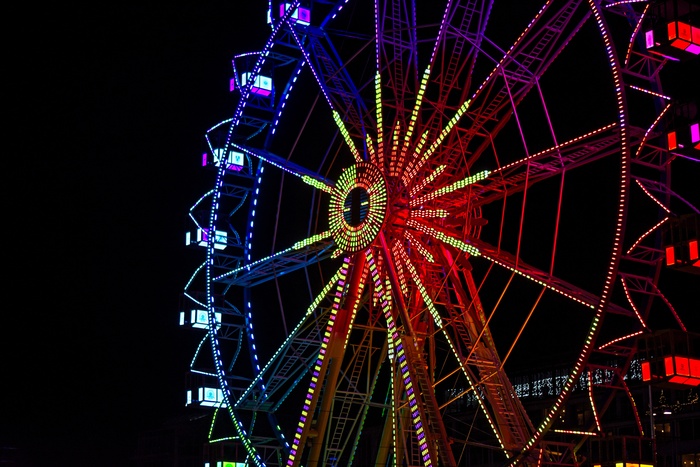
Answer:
[
  {"left": 374, "top": 72, "right": 385, "bottom": 167},
  {"left": 403, "top": 98, "right": 472, "bottom": 184},
  {"left": 410, "top": 170, "right": 490, "bottom": 207},
  {"left": 406, "top": 219, "right": 481, "bottom": 257},
  {"left": 301, "top": 175, "right": 333, "bottom": 193},
  {"left": 333, "top": 110, "right": 362, "bottom": 162},
  {"left": 286, "top": 257, "right": 351, "bottom": 467},
  {"left": 329, "top": 163, "right": 388, "bottom": 252},
  {"left": 366, "top": 250, "right": 434, "bottom": 467}
]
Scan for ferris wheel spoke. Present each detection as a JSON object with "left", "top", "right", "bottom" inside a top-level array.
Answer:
[
  {"left": 402, "top": 2, "right": 593, "bottom": 185},
  {"left": 375, "top": 0, "right": 418, "bottom": 130},
  {"left": 472, "top": 122, "right": 631, "bottom": 207},
  {"left": 420, "top": 1, "right": 493, "bottom": 136},
  {"left": 434, "top": 246, "right": 537, "bottom": 453},
  {"left": 472, "top": 238, "right": 633, "bottom": 317},
  {"left": 458, "top": 1, "right": 592, "bottom": 170},
  {"left": 213, "top": 231, "right": 334, "bottom": 287},
  {"left": 394, "top": 232, "right": 539, "bottom": 449},
  {"left": 366, "top": 247, "right": 458, "bottom": 467},
  {"left": 289, "top": 24, "right": 371, "bottom": 143},
  {"left": 234, "top": 262, "right": 348, "bottom": 412},
  {"left": 231, "top": 143, "right": 335, "bottom": 191}
]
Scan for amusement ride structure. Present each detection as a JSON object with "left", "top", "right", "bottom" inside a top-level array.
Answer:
[{"left": 181, "top": 0, "right": 699, "bottom": 465}]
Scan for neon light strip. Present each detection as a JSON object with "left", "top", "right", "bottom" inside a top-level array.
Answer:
[
  {"left": 626, "top": 217, "right": 668, "bottom": 255},
  {"left": 551, "top": 429, "right": 598, "bottom": 436},
  {"left": 650, "top": 282, "right": 688, "bottom": 332},
  {"left": 622, "top": 378, "right": 645, "bottom": 436},
  {"left": 427, "top": 0, "right": 454, "bottom": 66},
  {"left": 246, "top": 305, "right": 262, "bottom": 374},
  {"left": 190, "top": 368, "right": 217, "bottom": 377},
  {"left": 365, "top": 250, "right": 433, "bottom": 467},
  {"left": 409, "top": 165, "right": 446, "bottom": 198},
  {"left": 375, "top": 71, "right": 385, "bottom": 168},
  {"left": 184, "top": 263, "right": 207, "bottom": 306},
  {"left": 482, "top": 254, "right": 595, "bottom": 309},
  {"left": 397, "top": 66, "right": 432, "bottom": 173},
  {"left": 409, "top": 209, "right": 448, "bottom": 219},
  {"left": 291, "top": 231, "right": 332, "bottom": 250},
  {"left": 320, "top": 0, "right": 351, "bottom": 26},
  {"left": 190, "top": 337, "right": 209, "bottom": 370},
  {"left": 603, "top": 0, "right": 647, "bottom": 6},
  {"left": 286, "top": 257, "right": 351, "bottom": 466},
  {"left": 189, "top": 189, "right": 216, "bottom": 231},
  {"left": 620, "top": 276, "right": 650, "bottom": 329},
  {"left": 404, "top": 231, "right": 435, "bottom": 263},
  {"left": 627, "top": 84, "right": 672, "bottom": 101},
  {"left": 213, "top": 231, "right": 331, "bottom": 281},
  {"left": 403, "top": 99, "right": 472, "bottom": 185},
  {"left": 406, "top": 219, "right": 481, "bottom": 257},
  {"left": 389, "top": 120, "right": 401, "bottom": 176},
  {"left": 241, "top": 161, "right": 265, "bottom": 389},
  {"left": 493, "top": 123, "right": 618, "bottom": 173},
  {"left": 622, "top": 3, "right": 649, "bottom": 67},
  {"left": 366, "top": 134, "right": 377, "bottom": 165},
  {"left": 393, "top": 244, "right": 409, "bottom": 295},
  {"left": 598, "top": 331, "right": 643, "bottom": 350},
  {"left": 635, "top": 179, "right": 671, "bottom": 214},
  {"left": 635, "top": 102, "right": 671, "bottom": 158},
  {"left": 341, "top": 262, "right": 368, "bottom": 351},
  {"left": 205, "top": 117, "right": 234, "bottom": 136},
  {"left": 333, "top": 110, "right": 362, "bottom": 162},
  {"left": 410, "top": 170, "right": 490, "bottom": 207},
  {"left": 272, "top": 64, "right": 305, "bottom": 135},
  {"left": 587, "top": 371, "right": 602, "bottom": 433},
  {"left": 301, "top": 175, "right": 333, "bottom": 193}
]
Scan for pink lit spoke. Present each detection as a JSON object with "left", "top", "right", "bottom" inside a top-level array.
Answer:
[
  {"left": 634, "top": 179, "right": 672, "bottom": 214},
  {"left": 619, "top": 276, "right": 650, "bottom": 330},
  {"left": 473, "top": 238, "right": 634, "bottom": 316},
  {"left": 626, "top": 216, "right": 669, "bottom": 255},
  {"left": 474, "top": 124, "right": 626, "bottom": 208},
  {"left": 598, "top": 331, "right": 644, "bottom": 350},
  {"left": 462, "top": 2, "right": 593, "bottom": 170}
]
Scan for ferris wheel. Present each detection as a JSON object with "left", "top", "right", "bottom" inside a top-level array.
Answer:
[{"left": 182, "top": 0, "right": 698, "bottom": 466}]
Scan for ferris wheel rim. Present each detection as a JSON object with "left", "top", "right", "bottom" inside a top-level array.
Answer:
[{"left": 188, "top": 1, "right": 679, "bottom": 465}]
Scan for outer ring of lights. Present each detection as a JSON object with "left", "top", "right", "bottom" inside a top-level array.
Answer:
[{"left": 329, "top": 163, "right": 387, "bottom": 253}]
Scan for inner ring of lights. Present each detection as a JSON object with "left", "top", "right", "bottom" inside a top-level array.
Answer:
[{"left": 329, "top": 163, "right": 387, "bottom": 253}]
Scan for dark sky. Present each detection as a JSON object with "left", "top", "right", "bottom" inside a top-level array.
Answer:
[
  {"left": 3, "top": 3, "right": 698, "bottom": 466},
  {"left": 5, "top": 4, "right": 270, "bottom": 465}
]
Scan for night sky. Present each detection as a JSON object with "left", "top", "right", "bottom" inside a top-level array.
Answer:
[
  {"left": 4, "top": 3, "right": 698, "bottom": 466},
  {"left": 6, "top": 4, "right": 270, "bottom": 464}
]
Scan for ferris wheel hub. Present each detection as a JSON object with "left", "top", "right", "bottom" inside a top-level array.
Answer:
[{"left": 328, "top": 162, "right": 388, "bottom": 253}]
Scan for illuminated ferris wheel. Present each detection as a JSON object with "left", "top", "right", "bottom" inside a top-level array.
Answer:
[{"left": 182, "top": 0, "right": 698, "bottom": 466}]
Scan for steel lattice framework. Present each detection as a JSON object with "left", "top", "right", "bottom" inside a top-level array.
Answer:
[{"left": 182, "top": 1, "right": 698, "bottom": 466}]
